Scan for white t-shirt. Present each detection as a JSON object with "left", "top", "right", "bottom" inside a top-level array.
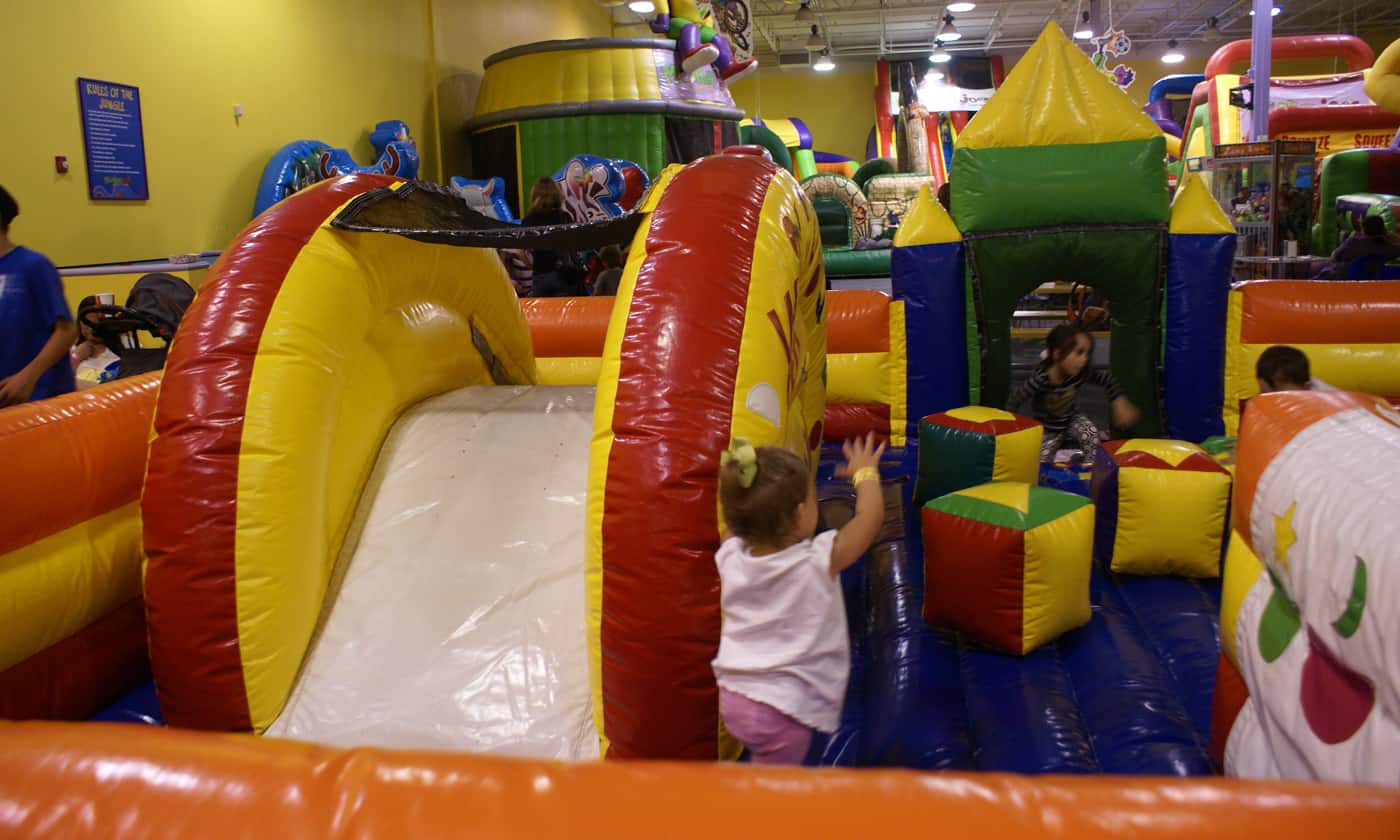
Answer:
[{"left": 711, "top": 530, "right": 849, "bottom": 733}]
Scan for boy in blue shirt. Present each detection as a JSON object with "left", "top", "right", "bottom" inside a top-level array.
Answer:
[{"left": 0, "top": 185, "right": 76, "bottom": 405}]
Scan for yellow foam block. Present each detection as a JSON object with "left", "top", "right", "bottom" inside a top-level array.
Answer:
[
  {"left": 827, "top": 352, "right": 892, "bottom": 406},
  {"left": 1112, "top": 467, "right": 1231, "bottom": 577},
  {"left": 1116, "top": 438, "right": 1207, "bottom": 467},
  {"left": 536, "top": 356, "right": 602, "bottom": 386},
  {"left": 957, "top": 481, "right": 1030, "bottom": 514},
  {"left": 945, "top": 405, "right": 1016, "bottom": 423},
  {"left": 1219, "top": 529, "right": 1265, "bottom": 668},
  {"left": 993, "top": 423, "right": 1042, "bottom": 484},
  {"left": 1022, "top": 503, "right": 1094, "bottom": 653}
]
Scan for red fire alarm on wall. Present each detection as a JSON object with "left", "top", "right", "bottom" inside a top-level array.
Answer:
[{"left": 55, "top": 155, "right": 70, "bottom": 174}]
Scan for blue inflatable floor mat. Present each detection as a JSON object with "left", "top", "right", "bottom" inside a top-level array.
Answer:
[{"left": 814, "top": 446, "right": 1221, "bottom": 774}]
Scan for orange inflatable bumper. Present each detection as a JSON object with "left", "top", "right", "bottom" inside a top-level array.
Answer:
[{"left": 2, "top": 723, "right": 1398, "bottom": 837}]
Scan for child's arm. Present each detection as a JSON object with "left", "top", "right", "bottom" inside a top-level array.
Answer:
[
  {"left": 829, "top": 433, "right": 886, "bottom": 576},
  {"left": 1087, "top": 369, "right": 1140, "bottom": 429}
]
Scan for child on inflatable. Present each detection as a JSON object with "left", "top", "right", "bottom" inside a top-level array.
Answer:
[
  {"left": 1008, "top": 322, "right": 1139, "bottom": 465},
  {"left": 711, "top": 433, "right": 885, "bottom": 765}
]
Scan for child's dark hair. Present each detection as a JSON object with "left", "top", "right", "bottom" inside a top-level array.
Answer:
[
  {"left": 1041, "top": 322, "right": 1091, "bottom": 371},
  {"left": 599, "top": 244, "right": 622, "bottom": 268},
  {"left": 528, "top": 177, "right": 563, "bottom": 214},
  {"left": 1362, "top": 215, "right": 1386, "bottom": 238},
  {"left": 1256, "top": 345, "right": 1310, "bottom": 390},
  {"left": 0, "top": 185, "right": 18, "bottom": 233},
  {"left": 719, "top": 446, "right": 810, "bottom": 547}
]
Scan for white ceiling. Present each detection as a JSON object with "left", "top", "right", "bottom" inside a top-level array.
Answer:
[{"left": 607, "top": 1, "right": 1399, "bottom": 63}]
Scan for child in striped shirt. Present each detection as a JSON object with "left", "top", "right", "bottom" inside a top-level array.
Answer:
[{"left": 1009, "top": 323, "right": 1139, "bottom": 464}]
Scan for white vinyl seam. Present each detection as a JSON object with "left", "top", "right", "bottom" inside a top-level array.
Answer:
[{"left": 268, "top": 385, "right": 599, "bottom": 759}]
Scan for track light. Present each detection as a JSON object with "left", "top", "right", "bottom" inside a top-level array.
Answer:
[
  {"left": 805, "top": 24, "right": 824, "bottom": 50},
  {"left": 794, "top": 1, "right": 814, "bottom": 23},
  {"left": 1161, "top": 38, "right": 1185, "bottom": 64},
  {"left": 936, "top": 14, "right": 962, "bottom": 43},
  {"left": 813, "top": 49, "right": 835, "bottom": 72},
  {"left": 930, "top": 44, "right": 952, "bottom": 63},
  {"left": 1201, "top": 16, "right": 1223, "bottom": 43},
  {"left": 626, "top": 1, "right": 655, "bottom": 14}
]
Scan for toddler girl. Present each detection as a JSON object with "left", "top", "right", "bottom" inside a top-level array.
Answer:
[
  {"left": 711, "top": 432, "right": 886, "bottom": 765},
  {"left": 1008, "top": 322, "right": 1139, "bottom": 464}
]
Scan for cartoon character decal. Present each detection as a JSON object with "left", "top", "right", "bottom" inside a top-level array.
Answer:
[{"left": 649, "top": 0, "right": 757, "bottom": 84}]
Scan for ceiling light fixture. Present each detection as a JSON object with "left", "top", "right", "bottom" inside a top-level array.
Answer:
[
  {"left": 805, "top": 24, "right": 824, "bottom": 50},
  {"left": 1202, "top": 16, "right": 1223, "bottom": 43},
  {"left": 1161, "top": 38, "right": 1185, "bottom": 64},
  {"left": 930, "top": 44, "right": 952, "bottom": 63},
  {"left": 1074, "top": 11, "right": 1094, "bottom": 39},
  {"left": 1248, "top": 5, "right": 1282, "bottom": 16},
  {"left": 926, "top": 69, "right": 946, "bottom": 81},
  {"left": 813, "top": 48, "right": 836, "bottom": 72},
  {"left": 627, "top": 0, "right": 655, "bottom": 13},
  {"left": 794, "top": 1, "right": 815, "bottom": 23},
  {"left": 947, "top": 2, "right": 976, "bottom": 12},
  {"left": 936, "top": 14, "right": 962, "bottom": 43}
]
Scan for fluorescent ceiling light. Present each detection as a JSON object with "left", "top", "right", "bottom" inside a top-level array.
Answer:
[
  {"left": 627, "top": 1, "right": 655, "bottom": 14},
  {"left": 947, "top": 2, "right": 976, "bottom": 11},
  {"left": 1074, "top": 12, "right": 1094, "bottom": 39},
  {"left": 813, "top": 49, "right": 835, "bottom": 72},
  {"left": 936, "top": 14, "right": 962, "bottom": 42},
  {"left": 1161, "top": 38, "right": 1185, "bottom": 64}
]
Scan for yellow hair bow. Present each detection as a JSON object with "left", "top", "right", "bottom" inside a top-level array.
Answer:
[{"left": 720, "top": 438, "right": 758, "bottom": 488}]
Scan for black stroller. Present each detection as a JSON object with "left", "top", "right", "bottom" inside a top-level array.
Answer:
[{"left": 79, "top": 273, "right": 196, "bottom": 378}]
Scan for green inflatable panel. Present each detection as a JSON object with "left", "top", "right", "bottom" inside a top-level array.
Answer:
[
  {"left": 951, "top": 138, "right": 1169, "bottom": 232},
  {"left": 853, "top": 158, "right": 896, "bottom": 192},
  {"left": 739, "top": 124, "right": 794, "bottom": 172},
  {"left": 519, "top": 113, "right": 665, "bottom": 190},
  {"left": 814, "top": 196, "right": 851, "bottom": 247},
  {"left": 967, "top": 227, "right": 1163, "bottom": 437},
  {"left": 1311, "top": 150, "right": 1385, "bottom": 255},
  {"left": 793, "top": 148, "right": 818, "bottom": 180},
  {"left": 824, "top": 247, "right": 892, "bottom": 278}
]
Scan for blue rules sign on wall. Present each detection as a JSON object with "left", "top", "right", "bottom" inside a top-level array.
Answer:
[{"left": 77, "top": 77, "right": 149, "bottom": 200}]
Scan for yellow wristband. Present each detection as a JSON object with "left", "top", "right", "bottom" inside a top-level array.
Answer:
[{"left": 851, "top": 467, "right": 880, "bottom": 486}]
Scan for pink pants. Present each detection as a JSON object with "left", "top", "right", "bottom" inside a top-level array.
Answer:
[{"left": 719, "top": 688, "right": 813, "bottom": 765}]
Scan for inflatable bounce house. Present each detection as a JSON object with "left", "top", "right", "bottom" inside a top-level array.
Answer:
[
  {"left": 1310, "top": 39, "right": 1400, "bottom": 258},
  {"left": 1179, "top": 34, "right": 1399, "bottom": 194},
  {"left": 251, "top": 119, "right": 419, "bottom": 217},
  {"left": 796, "top": 56, "right": 1003, "bottom": 279},
  {"left": 6, "top": 24, "right": 1400, "bottom": 836},
  {"left": 467, "top": 38, "right": 742, "bottom": 219},
  {"left": 1144, "top": 73, "right": 1206, "bottom": 189}
]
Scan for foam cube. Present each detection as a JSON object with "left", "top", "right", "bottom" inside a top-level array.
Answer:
[
  {"left": 913, "top": 406, "right": 1041, "bottom": 508},
  {"left": 1090, "top": 439, "right": 1232, "bottom": 578},
  {"left": 922, "top": 481, "right": 1093, "bottom": 655}
]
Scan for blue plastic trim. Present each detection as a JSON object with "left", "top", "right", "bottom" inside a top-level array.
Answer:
[
  {"left": 1165, "top": 233, "right": 1233, "bottom": 441},
  {"left": 89, "top": 680, "right": 164, "bottom": 726},
  {"left": 892, "top": 242, "right": 968, "bottom": 439},
  {"left": 1148, "top": 74, "right": 1206, "bottom": 103}
]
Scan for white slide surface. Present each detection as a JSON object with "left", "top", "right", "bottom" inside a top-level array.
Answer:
[{"left": 267, "top": 385, "right": 599, "bottom": 759}]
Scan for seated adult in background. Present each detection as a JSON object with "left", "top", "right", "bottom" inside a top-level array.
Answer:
[
  {"left": 521, "top": 177, "right": 578, "bottom": 297},
  {"left": 1316, "top": 216, "right": 1400, "bottom": 279},
  {"left": 592, "top": 245, "right": 624, "bottom": 296},
  {"left": 0, "top": 185, "right": 76, "bottom": 406},
  {"left": 70, "top": 295, "right": 120, "bottom": 388}
]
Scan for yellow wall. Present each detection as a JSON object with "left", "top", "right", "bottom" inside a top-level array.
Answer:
[
  {"left": 3, "top": 0, "right": 609, "bottom": 268},
  {"left": 728, "top": 64, "right": 878, "bottom": 162},
  {"left": 432, "top": 2, "right": 612, "bottom": 180}
]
